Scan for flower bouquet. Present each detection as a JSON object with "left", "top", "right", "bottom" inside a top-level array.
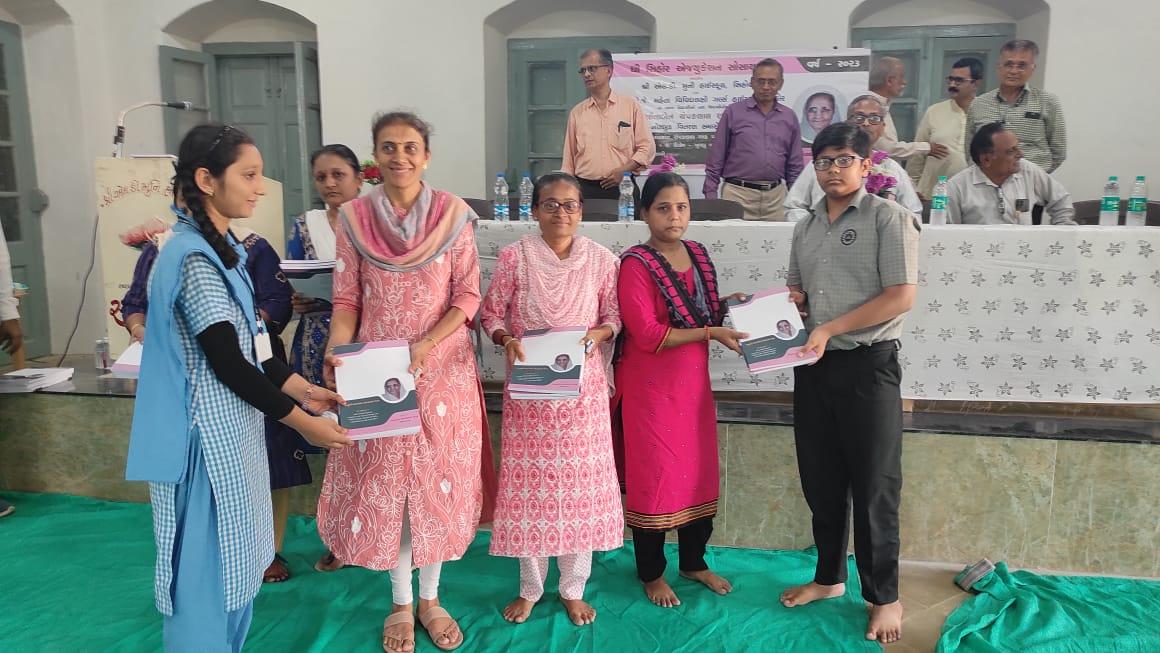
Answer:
[
  {"left": 865, "top": 150, "right": 898, "bottom": 201},
  {"left": 119, "top": 217, "right": 172, "bottom": 250},
  {"left": 649, "top": 153, "right": 678, "bottom": 174},
  {"left": 361, "top": 159, "right": 383, "bottom": 185}
]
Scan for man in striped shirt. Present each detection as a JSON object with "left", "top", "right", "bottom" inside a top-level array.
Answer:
[{"left": 965, "top": 40, "right": 1067, "bottom": 173}]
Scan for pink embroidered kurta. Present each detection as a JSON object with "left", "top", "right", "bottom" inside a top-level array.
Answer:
[
  {"left": 317, "top": 219, "right": 486, "bottom": 571},
  {"left": 480, "top": 235, "right": 625, "bottom": 557},
  {"left": 615, "top": 257, "right": 719, "bottom": 530}
]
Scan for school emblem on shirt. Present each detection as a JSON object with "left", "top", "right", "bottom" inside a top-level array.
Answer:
[{"left": 840, "top": 229, "right": 857, "bottom": 245}]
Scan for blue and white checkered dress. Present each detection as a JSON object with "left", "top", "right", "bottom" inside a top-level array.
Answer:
[{"left": 148, "top": 254, "right": 273, "bottom": 615}]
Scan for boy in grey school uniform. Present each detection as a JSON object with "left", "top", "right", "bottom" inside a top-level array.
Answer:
[{"left": 778, "top": 122, "right": 920, "bottom": 646}]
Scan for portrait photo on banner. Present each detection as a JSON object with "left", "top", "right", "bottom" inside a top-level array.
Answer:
[{"left": 611, "top": 49, "right": 870, "bottom": 168}]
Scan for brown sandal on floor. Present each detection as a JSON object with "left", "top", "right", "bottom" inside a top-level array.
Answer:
[
  {"left": 418, "top": 606, "right": 464, "bottom": 651},
  {"left": 314, "top": 551, "right": 345, "bottom": 572},
  {"left": 382, "top": 611, "right": 416, "bottom": 653},
  {"left": 263, "top": 553, "right": 290, "bottom": 583}
]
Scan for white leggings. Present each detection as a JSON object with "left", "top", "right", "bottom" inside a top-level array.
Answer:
[
  {"left": 389, "top": 504, "right": 442, "bottom": 605},
  {"left": 519, "top": 552, "right": 593, "bottom": 602}
]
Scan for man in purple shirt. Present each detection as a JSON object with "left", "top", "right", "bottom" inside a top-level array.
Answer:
[{"left": 703, "top": 58, "right": 804, "bottom": 221}]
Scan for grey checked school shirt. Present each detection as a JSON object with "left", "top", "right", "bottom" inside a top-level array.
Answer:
[
  {"left": 965, "top": 86, "right": 1067, "bottom": 172},
  {"left": 786, "top": 188, "right": 921, "bottom": 350},
  {"left": 148, "top": 254, "right": 273, "bottom": 615}
]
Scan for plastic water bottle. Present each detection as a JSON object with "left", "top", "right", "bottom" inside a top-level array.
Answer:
[
  {"left": 493, "top": 173, "right": 509, "bottom": 222},
  {"left": 518, "top": 174, "right": 533, "bottom": 221},
  {"left": 1127, "top": 176, "right": 1148, "bottom": 227},
  {"left": 1099, "top": 176, "right": 1120, "bottom": 226},
  {"left": 618, "top": 173, "right": 634, "bottom": 222},
  {"left": 94, "top": 336, "right": 110, "bottom": 370},
  {"left": 929, "top": 175, "right": 949, "bottom": 225}
]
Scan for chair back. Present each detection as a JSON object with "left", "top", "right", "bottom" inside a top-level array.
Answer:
[
  {"left": 690, "top": 198, "right": 743, "bottom": 221},
  {"left": 583, "top": 198, "right": 619, "bottom": 222}
]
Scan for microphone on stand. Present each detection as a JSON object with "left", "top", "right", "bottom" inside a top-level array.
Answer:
[{"left": 112, "top": 101, "right": 193, "bottom": 158}]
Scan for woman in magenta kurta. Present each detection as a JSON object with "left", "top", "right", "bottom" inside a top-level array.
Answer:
[
  {"left": 480, "top": 173, "right": 624, "bottom": 627},
  {"left": 613, "top": 172, "right": 748, "bottom": 609},
  {"left": 317, "top": 112, "right": 496, "bottom": 653}
]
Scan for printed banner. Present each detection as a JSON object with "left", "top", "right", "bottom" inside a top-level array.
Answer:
[
  {"left": 611, "top": 50, "right": 871, "bottom": 168},
  {"left": 94, "top": 157, "right": 285, "bottom": 357}
]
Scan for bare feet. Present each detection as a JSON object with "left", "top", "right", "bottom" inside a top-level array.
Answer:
[
  {"left": 502, "top": 597, "right": 535, "bottom": 624},
  {"left": 643, "top": 577, "right": 681, "bottom": 608},
  {"left": 779, "top": 581, "right": 845, "bottom": 607},
  {"left": 314, "top": 551, "right": 344, "bottom": 572},
  {"left": 559, "top": 597, "right": 596, "bottom": 625},
  {"left": 382, "top": 606, "right": 415, "bottom": 653},
  {"left": 263, "top": 554, "right": 290, "bottom": 583},
  {"left": 680, "top": 569, "right": 733, "bottom": 595},
  {"left": 866, "top": 601, "right": 904, "bottom": 644}
]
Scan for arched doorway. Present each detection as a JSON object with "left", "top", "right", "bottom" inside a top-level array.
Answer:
[
  {"left": 161, "top": 1, "right": 320, "bottom": 222},
  {"left": 484, "top": 0, "right": 656, "bottom": 185}
]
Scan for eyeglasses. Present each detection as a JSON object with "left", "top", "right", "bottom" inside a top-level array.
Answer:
[
  {"left": 1001, "top": 61, "right": 1031, "bottom": 71},
  {"left": 577, "top": 65, "right": 609, "bottom": 76},
  {"left": 751, "top": 78, "right": 781, "bottom": 87},
  {"left": 812, "top": 155, "right": 864, "bottom": 171},
  {"left": 538, "top": 199, "right": 582, "bottom": 214},
  {"left": 849, "top": 113, "right": 884, "bottom": 125},
  {"left": 946, "top": 76, "right": 977, "bottom": 84}
]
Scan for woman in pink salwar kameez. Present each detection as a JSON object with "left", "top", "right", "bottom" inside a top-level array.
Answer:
[
  {"left": 317, "top": 112, "right": 496, "bottom": 653},
  {"left": 480, "top": 173, "right": 624, "bottom": 626},
  {"left": 612, "top": 172, "right": 748, "bottom": 608}
]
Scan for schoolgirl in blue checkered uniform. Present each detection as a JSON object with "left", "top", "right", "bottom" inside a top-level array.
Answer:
[{"left": 126, "top": 124, "right": 350, "bottom": 652}]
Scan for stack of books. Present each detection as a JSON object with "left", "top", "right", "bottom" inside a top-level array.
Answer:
[
  {"left": 508, "top": 327, "right": 585, "bottom": 400},
  {"left": 0, "top": 367, "right": 74, "bottom": 393},
  {"left": 280, "top": 260, "right": 335, "bottom": 278}
]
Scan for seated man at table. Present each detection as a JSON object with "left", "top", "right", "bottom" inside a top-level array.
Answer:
[
  {"left": 946, "top": 122, "right": 1076, "bottom": 225},
  {"left": 785, "top": 95, "right": 922, "bottom": 222}
]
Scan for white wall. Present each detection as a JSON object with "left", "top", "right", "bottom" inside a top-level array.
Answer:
[
  {"left": 509, "top": 10, "right": 648, "bottom": 38},
  {"left": 12, "top": 0, "right": 1160, "bottom": 352}
]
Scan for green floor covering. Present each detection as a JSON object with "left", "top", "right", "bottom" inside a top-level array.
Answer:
[
  {"left": 0, "top": 492, "right": 883, "bottom": 652},
  {"left": 937, "top": 562, "right": 1160, "bottom": 653}
]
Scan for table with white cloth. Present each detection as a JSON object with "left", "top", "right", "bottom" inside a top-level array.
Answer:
[{"left": 475, "top": 221, "right": 1160, "bottom": 404}]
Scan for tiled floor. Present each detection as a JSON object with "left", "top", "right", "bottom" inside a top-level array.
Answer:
[{"left": 885, "top": 560, "right": 969, "bottom": 653}]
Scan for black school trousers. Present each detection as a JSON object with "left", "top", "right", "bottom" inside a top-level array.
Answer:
[{"left": 792, "top": 340, "right": 903, "bottom": 605}]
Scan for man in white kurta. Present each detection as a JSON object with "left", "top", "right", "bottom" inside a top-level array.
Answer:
[{"left": 907, "top": 58, "right": 982, "bottom": 199}]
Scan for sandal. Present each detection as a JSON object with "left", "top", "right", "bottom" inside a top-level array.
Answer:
[
  {"left": 314, "top": 551, "right": 345, "bottom": 572},
  {"left": 418, "top": 606, "right": 464, "bottom": 651},
  {"left": 382, "top": 611, "right": 416, "bottom": 653},
  {"left": 263, "top": 553, "right": 291, "bottom": 583}
]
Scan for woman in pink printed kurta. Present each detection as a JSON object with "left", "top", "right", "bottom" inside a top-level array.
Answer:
[
  {"left": 479, "top": 173, "right": 624, "bottom": 626},
  {"left": 316, "top": 113, "right": 495, "bottom": 653}
]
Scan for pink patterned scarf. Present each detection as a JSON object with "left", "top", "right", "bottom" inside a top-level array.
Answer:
[{"left": 338, "top": 183, "right": 477, "bottom": 272}]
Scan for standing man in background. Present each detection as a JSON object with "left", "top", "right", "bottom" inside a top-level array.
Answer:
[
  {"left": 907, "top": 58, "right": 982, "bottom": 199},
  {"left": 868, "top": 57, "right": 949, "bottom": 162},
  {"left": 965, "top": 40, "right": 1066, "bottom": 173},
  {"left": 0, "top": 224, "right": 22, "bottom": 518},
  {"left": 562, "top": 48, "right": 656, "bottom": 203},
  {"left": 703, "top": 58, "right": 803, "bottom": 220}
]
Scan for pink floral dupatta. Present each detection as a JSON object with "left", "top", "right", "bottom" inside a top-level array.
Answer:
[{"left": 338, "top": 183, "right": 478, "bottom": 271}]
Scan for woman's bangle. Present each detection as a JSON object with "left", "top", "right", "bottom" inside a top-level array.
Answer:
[
  {"left": 302, "top": 383, "right": 316, "bottom": 407},
  {"left": 422, "top": 335, "right": 439, "bottom": 348},
  {"left": 502, "top": 335, "right": 519, "bottom": 348},
  {"left": 704, "top": 325, "right": 711, "bottom": 342}
]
